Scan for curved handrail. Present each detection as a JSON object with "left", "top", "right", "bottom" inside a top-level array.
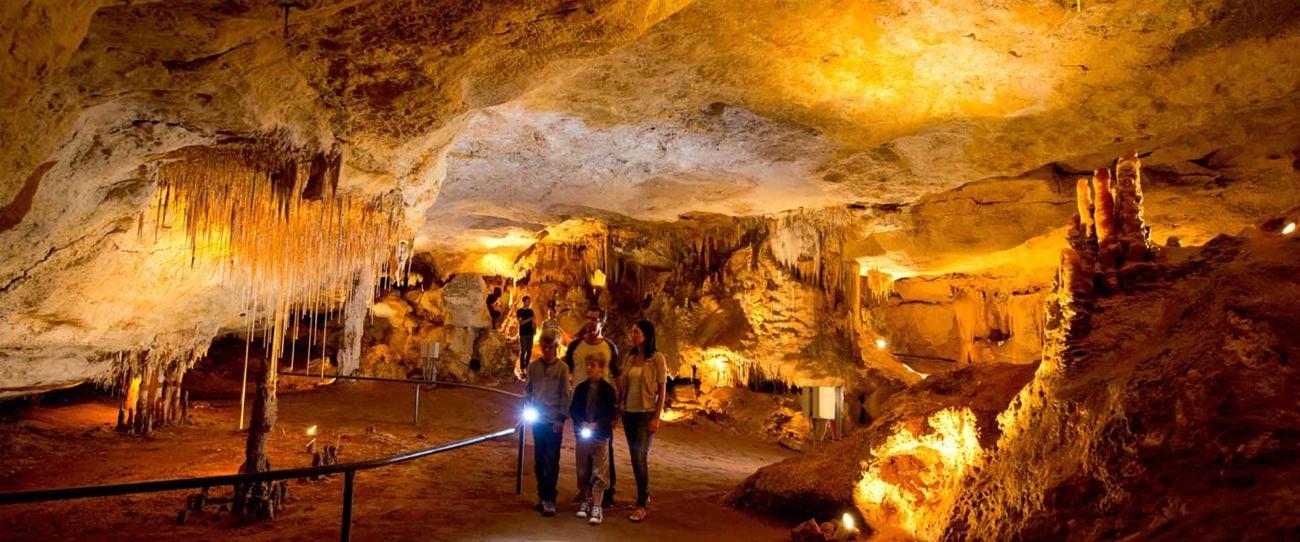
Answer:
[
  {"left": 0, "top": 426, "right": 518, "bottom": 506},
  {"left": 280, "top": 372, "right": 524, "bottom": 398}
]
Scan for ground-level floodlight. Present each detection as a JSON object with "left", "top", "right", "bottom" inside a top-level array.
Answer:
[{"left": 522, "top": 405, "right": 540, "bottom": 423}]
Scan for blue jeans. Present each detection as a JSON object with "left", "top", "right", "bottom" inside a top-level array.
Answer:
[
  {"left": 532, "top": 422, "right": 563, "bottom": 501},
  {"left": 621, "top": 411, "right": 656, "bottom": 507}
]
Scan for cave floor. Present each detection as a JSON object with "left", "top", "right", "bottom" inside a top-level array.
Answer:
[{"left": 0, "top": 380, "right": 795, "bottom": 541}]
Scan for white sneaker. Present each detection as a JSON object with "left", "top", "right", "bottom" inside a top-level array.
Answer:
[
  {"left": 576, "top": 500, "right": 590, "bottom": 519},
  {"left": 588, "top": 506, "right": 603, "bottom": 525}
]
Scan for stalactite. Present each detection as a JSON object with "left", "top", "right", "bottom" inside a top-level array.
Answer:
[{"left": 150, "top": 133, "right": 406, "bottom": 385}]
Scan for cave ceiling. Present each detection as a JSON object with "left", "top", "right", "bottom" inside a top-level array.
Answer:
[{"left": 2, "top": 0, "right": 1300, "bottom": 391}]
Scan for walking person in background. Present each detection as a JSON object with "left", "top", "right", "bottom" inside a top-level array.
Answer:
[
  {"left": 619, "top": 319, "right": 668, "bottom": 523},
  {"left": 524, "top": 330, "right": 570, "bottom": 517},
  {"left": 565, "top": 306, "right": 621, "bottom": 508},
  {"left": 486, "top": 287, "right": 503, "bottom": 329},
  {"left": 516, "top": 296, "right": 537, "bottom": 378},
  {"left": 569, "top": 354, "right": 618, "bottom": 526}
]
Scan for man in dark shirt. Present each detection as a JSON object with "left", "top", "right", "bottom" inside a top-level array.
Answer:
[
  {"left": 516, "top": 296, "right": 537, "bottom": 376},
  {"left": 486, "top": 287, "right": 503, "bottom": 329}
]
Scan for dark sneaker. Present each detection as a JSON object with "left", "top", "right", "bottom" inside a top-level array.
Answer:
[
  {"left": 541, "top": 500, "right": 556, "bottom": 517},
  {"left": 588, "top": 506, "right": 603, "bottom": 525},
  {"left": 576, "top": 500, "right": 590, "bottom": 519}
]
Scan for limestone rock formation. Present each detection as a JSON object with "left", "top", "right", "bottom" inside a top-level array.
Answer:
[
  {"left": 731, "top": 186, "right": 1300, "bottom": 540},
  {"left": 947, "top": 231, "right": 1300, "bottom": 541},
  {"left": 729, "top": 362, "right": 1038, "bottom": 531}
]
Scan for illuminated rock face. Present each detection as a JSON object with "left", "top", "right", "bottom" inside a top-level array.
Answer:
[
  {"left": 732, "top": 186, "right": 1300, "bottom": 539},
  {"left": 2, "top": 2, "right": 1300, "bottom": 397}
]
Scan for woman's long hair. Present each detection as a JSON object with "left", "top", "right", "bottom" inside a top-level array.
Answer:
[{"left": 630, "top": 319, "right": 657, "bottom": 358}]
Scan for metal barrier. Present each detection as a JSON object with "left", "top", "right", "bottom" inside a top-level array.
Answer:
[
  {"left": 0, "top": 376, "right": 532, "bottom": 541},
  {"left": 279, "top": 372, "right": 524, "bottom": 426}
]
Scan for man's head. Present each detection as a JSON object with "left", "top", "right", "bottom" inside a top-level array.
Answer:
[
  {"left": 583, "top": 306, "right": 606, "bottom": 339},
  {"left": 522, "top": 296, "right": 531, "bottom": 307},
  {"left": 539, "top": 329, "right": 560, "bottom": 361}
]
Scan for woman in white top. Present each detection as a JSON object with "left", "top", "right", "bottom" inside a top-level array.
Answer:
[{"left": 618, "top": 319, "right": 668, "bottom": 522}]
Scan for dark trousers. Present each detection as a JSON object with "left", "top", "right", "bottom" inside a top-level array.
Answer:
[
  {"left": 518, "top": 330, "right": 534, "bottom": 370},
  {"left": 576, "top": 426, "right": 616, "bottom": 506},
  {"left": 622, "top": 411, "right": 656, "bottom": 507},
  {"left": 532, "top": 421, "right": 563, "bottom": 501}
]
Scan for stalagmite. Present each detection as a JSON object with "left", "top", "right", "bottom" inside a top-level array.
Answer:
[
  {"left": 337, "top": 271, "right": 375, "bottom": 377},
  {"left": 1092, "top": 168, "right": 1121, "bottom": 270},
  {"left": 233, "top": 359, "right": 283, "bottom": 520},
  {"left": 1113, "top": 151, "right": 1152, "bottom": 263},
  {"left": 1075, "top": 178, "right": 1094, "bottom": 238}
]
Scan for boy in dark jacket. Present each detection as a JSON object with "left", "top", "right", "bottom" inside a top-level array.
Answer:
[{"left": 569, "top": 355, "right": 617, "bottom": 525}]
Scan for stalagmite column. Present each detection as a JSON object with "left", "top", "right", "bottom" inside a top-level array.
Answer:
[
  {"left": 1075, "top": 178, "right": 1094, "bottom": 238},
  {"left": 235, "top": 359, "right": 282, "bottom": 519},
  {"left": 337, "top": 270, "right": 375, "bottom": 377},
  {"left": 1092, "top": 168, "right": 1121, "bottom": 270},
  {"left": 1114, "top": 151, "right": 1152, "bottom": 262}
]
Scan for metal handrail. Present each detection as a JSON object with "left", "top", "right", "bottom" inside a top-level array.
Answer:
[
  {"left": 281, "top": 372, "right": 524, "bottom": 399},
  {"left": 0, "top": 426, "right": 517, "bottom": 506},
  {"left": 0, "top": 425, "right": 520, "bottom": 541}
]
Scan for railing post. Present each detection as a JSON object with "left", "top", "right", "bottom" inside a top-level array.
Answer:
[
  {"left": 413, "top": 385, "right": 420, "bottom": 426},
  {"left": 341, "top": 470, "right": 355, "bottom": 542},
  {"left": 515, "top": 422, "right": 525, "bottom": 495}
]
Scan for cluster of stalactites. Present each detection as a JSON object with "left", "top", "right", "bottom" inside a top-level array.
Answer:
[
  {"left": 518, "top": 228, "right": 612, "bottom": 288},
  {"left": 657, "top": 216, "right": 769, "bottom": 281},
  {"left": 769, "top": 208, "right": 865, "bottom": 308},
  {"left": 149, "top": 133, "right": 408, "bottom": 378},
  {"left": 104, "top": 345, "right": 207, "bottom": 434}
]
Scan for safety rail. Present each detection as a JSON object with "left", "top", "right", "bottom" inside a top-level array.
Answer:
[
  {"left": 0, "top": 425, "right": 521, "bottom": 540},
  {"left": 279, "top": 371, "right": 524, "bottom": 426},
  {"left": 0, "top": 375, "right": 533, "bottom": 541}
]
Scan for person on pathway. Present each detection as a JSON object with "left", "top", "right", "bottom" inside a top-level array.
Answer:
[
  {"left": 524, "top": 329, "right": 570, "bottom": 516},
  {"left": 486, "top": 287, "right": 503, "bottom": 329},
  {"left": 619, "top": 319, "right": 668, "bottom": 523},
  {"left": 570, "top": 354, "right": 618, "bottom": 526},
  {"left": 564, "top": 306, "right": 621, "bottom": 507},
  {"left": 516, "top": 296, "right": 537, "bottom": 377}
]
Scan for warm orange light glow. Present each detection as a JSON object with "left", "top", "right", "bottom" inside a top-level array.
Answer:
[
  {"left": 152, "top": 140, "right": 408, "bottom": 401},
  {"left": 1284, "top": 222, "right": 1296, "bottom": 235},
  {"left": 854, "top": 408, "right": 982, "bottom": 540},
  {"left": 475, "top": 253, "right": 517, "bottom": 278},
  {"left": 590, "top": 268, "right": 607, "bottom": 289},
  {"left": 659, "top": 408, "right": 692, "bottom": 423},
  {"left": 124, "top": 376, "right": 142, "bottom": 414},
  {"left": 306, "top": 424, "right": 318, "bottom": 436},
  {"left": 875, "top": 337, "right": 888, "bottom": 350},
  {"left": 478, "top": 231, "right": 537, "bottom": 250}
]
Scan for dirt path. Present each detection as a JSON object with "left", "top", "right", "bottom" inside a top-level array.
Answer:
[{"left": 0, "top": 381, "right": 795, "bottom": 541}]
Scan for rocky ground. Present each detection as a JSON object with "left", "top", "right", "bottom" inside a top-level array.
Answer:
[{"left": 0, "top": 379, "right": 793, "bottom": 541}]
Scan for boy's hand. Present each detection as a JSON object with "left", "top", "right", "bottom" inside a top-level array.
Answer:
[{"left": 649, "top": 417, "right": 660, "bottom": 434}]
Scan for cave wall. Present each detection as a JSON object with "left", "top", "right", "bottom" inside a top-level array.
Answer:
[{"left": 0, "top": 1, "right": 689, "bottom": 397}]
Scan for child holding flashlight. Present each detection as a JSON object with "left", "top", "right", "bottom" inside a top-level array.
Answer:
[
  {"left": 569, "top": 354, "right": 618, "bottom": 525},
  {"left": 525, "top": 329, "right": 570, "bottom": 516}
]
